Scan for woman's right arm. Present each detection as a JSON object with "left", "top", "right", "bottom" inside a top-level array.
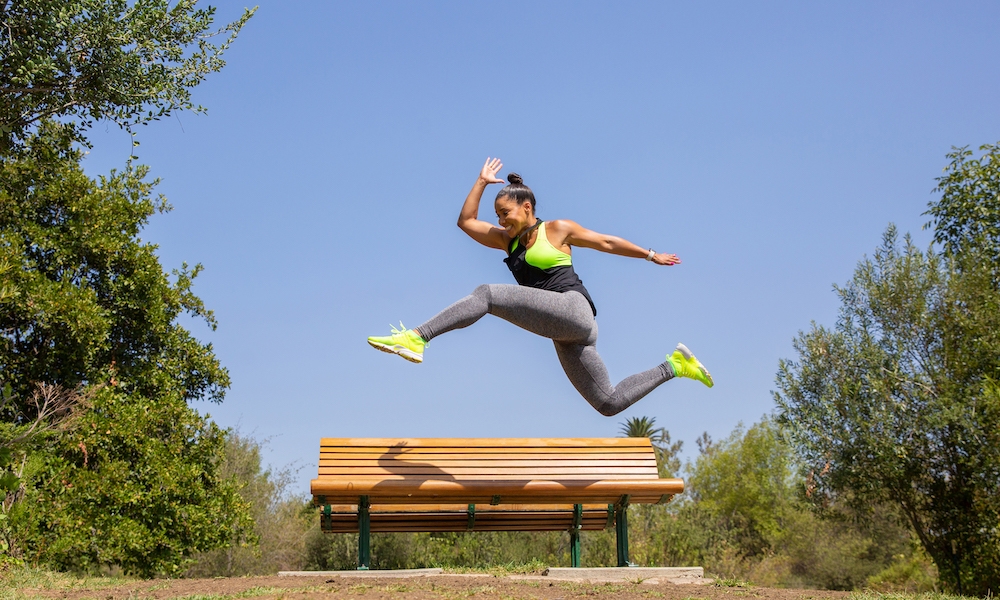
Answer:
[{"left": 457, "top": 157, "right": 508, "bottom": 250}]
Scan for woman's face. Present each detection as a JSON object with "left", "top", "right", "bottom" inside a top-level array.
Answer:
[{"left": 495, "top": 197, "right": 534, "bottom": 237}]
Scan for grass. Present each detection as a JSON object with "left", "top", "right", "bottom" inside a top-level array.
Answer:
[
  {"left": 0, "top": 566, "right": 134, "bottom": 599},
  {"left": 441, "top": 559, "right": 549, "bottom": 576},
  {"left": 849, "top": 593, "right": 976, "bottom": 600},
  {"left": 168, "top": 588, "right": 282, "bottom": 600}
]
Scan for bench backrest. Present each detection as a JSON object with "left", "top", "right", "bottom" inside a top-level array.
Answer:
[{"left": 318, "top": 437, "right": 660, "bottom": 482}]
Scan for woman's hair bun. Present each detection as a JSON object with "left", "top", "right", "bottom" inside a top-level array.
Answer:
[{"left": 507, "top": 173, "right": 524, "bottom": 185}]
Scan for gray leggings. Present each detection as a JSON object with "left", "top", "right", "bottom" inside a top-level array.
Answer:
[{"left": 414, "top": 284, "right": 673, "bottom": 416}]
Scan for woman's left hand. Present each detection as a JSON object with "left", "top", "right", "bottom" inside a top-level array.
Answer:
[{"left": 651, "top": 253, "right": 681, "bottom": 266}]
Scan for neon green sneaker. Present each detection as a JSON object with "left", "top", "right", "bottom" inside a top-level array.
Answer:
[
  {"left": 666, "top": 343, "right": 714, "bottom": 388},
  {"left": 367, "top": 323, "right": 426, "bottom": 363}
]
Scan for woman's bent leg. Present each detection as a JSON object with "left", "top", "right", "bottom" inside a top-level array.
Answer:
[
  {"left": 416, "top": 285, "right": 595, "bottom": 344},
  {"left": 554, "top": 341, "right": 674, "bottom": 417}
]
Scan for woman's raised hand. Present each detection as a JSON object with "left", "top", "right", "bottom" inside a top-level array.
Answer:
[{"left": 479, "top": 157, "right": 505, "bottom": 184}]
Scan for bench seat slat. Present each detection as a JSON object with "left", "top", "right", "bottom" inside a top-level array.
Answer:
[
  {"left": 311, "top": 477, "right": 682, "bottom": 502},
  {"left": 323, "top": 503, "right": 608, "bottom": 512}
]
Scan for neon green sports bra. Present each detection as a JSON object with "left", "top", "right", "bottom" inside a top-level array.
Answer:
[{"left": 509, "top": 222, "right": 573, "bottom": 269}]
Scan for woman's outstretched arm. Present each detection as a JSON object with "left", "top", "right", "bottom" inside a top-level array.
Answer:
[
  {"left": 549, "top": 219, "right": 681, "bottom": 266},
  {"left": 457, "top": 157, "right": 508, "bottom": 250}
]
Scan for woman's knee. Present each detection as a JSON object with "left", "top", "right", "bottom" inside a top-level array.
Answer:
[
  {"left": 472, "top": 284, "right": 492, "bottom": 302},
  {"left": 591, "top": 399, "right": 622, "bottom": 417}
]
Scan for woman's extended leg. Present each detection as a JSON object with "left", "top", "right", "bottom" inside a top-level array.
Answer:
[
  {"left": 414, "top": 284, "right": 595, "bottom": 344},
  {"left": 553, "top": 341, "right": 674, "bottom": 417}
]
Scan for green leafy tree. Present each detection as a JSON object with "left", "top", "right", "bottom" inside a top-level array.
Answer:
[
  {"left": 775, "top": 226, "right": 1000, "bottom": 595},
  {"left": 0, "top": 123, "right": 252, "bottom": 574},
  {"left": 688, "top": 419, "right": 798, "bottom": 560},
  {"left": 925, "top": 142, "right": 1000, "bottom": 267},
  {"left": 680, "top": 419, "right": 915, "bottom": 589},
  {"left": 0, "top": 0, "right": 255, "bottom": 149},
  {"left": 186, "top": 432, "right": 313, "bottom": 577},
  {"left": 0, "top": 0, "right": 256, "bottom": 575},
  {"left": 618, "top": 415, "right": 683, "bottom": 477}
]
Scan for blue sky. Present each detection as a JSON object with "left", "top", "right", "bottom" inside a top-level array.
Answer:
[{"left": 81, "top": 1, "right": 1000, "bottom": 490}]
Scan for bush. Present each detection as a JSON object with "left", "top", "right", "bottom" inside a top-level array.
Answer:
[{"left": 185, "top": 432, "right": 313, "bottom": 577}]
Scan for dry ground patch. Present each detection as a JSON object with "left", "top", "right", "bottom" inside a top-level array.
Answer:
[{"left": 9, "top": 573, "right": 856, "bottom": 600}]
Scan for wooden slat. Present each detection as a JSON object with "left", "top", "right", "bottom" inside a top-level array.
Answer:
[
  {"left": 323, "top": 503, "right": 608, "bottom": 513},
  {"left": 317, "top": 467, "right": 657, "bottom": 477},
  {"left": 311, "top": 477, "right": 682, "bottom": 497},
  {"left": 319, "top": 437, "right": 652, "bottom": 448},
  {"left": 319, "top": 494, "right": 669, "bottom": 505},
  {"left": 319, "top": 458, "right": 656, "bottom": 467},
  {"left": 319, "top": 451, "right": 653, "bottom": 463},
  {"left": 322, "top": 512, "right": 611, "bottom": 533},
  {"left": 318, "top": 448, "right": 650, "bottom": 456}
]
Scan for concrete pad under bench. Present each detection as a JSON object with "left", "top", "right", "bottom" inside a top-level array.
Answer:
[{"left": 279, "top": 566, "right": 706, "bottom": 584}]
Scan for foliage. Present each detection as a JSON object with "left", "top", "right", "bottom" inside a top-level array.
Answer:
[
  {"left": 618, "top": 416, "right": 683, "bottom": 477},
  {"left": 0, "top": 123, "right": 229, "bottom": 414},
  {"left": 304, "top": 530, "right": 572, "bottom": 572},
  {"left": 866, "top": 544, "right": 939, "bottom": 593},
  {"left": 774, "top": 226, "right": 1000, "bottom": 595},
  {"left": 0, "top": 0, "right": 255, "bottom": 149},
  {"left": 185, "top": 432, "right": 313, "bottom": 577},
  {"left": 666, "top": 419, "right": 917, "bottom": 589},
  {"left": 0, "top": 123, "right": 253, "bottom": 575},
  {"left": 11, "top": 388, "right": 252, "bottom": 576},
  {"left": 688, "top": 419, "right": 798, "bottom": 558},
  {"left": 925, "top": 142, "right": 1000, "bottom": 267},
  {"left": 0, "top": 383, "right": 87, "bottom": 562}
]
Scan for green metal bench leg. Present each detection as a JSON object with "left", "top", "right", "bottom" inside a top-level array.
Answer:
[
  {"left": 615, "top": 501, "right": 630, "bottom": 567},
  {"left": 570, "top": 530, "right": 581, "bottom": 567},
  {"left": 358, "top": 495, "right": 371, "bottom": 570},
  {"left": 570, "top": 504, "right": 583, "bottom": 567}
]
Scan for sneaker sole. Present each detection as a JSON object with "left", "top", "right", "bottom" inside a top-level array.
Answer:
[
  {"left": 675, "top": 343, "right": 714, "bottom": 388},
  {"left": 368, "top": 339, "right": 423, "bottom": 363}
]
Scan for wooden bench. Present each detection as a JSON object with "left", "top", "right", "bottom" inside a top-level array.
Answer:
[{"left": 311, "top": 437, "right": 684, "bottom": 569}]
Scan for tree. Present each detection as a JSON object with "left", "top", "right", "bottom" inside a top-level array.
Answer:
[
  {"left": 186, "top": 432, "right": 313, "bottom": 577},
  {"left": 0, "top": 0, "right": 255, "bottom": 149},
  {"left": 925, "top": 142, "right": 1000, "bottom": 268},
  {"left": 0, "top": 0, "right": 257, "bottom": 574},
  {"left": 618, "top": 415, "right": 683, "bottom": 477},
  {"left": 0, "top": 123, "right": 252, "bottom": 574},
  {"left": 774, "top": 226, "right": 1000, "bottom": 595},
  {"left": 688, "top": 419, "right": 798, "bottom": 560}
]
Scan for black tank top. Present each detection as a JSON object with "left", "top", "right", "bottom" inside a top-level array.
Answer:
[{"left": 503, "top": 221, "right": 597, "bottom": 316}]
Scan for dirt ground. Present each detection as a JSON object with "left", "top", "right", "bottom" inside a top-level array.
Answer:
[{"left": 21, "top": 574, "right": 853, "bottom": 600}]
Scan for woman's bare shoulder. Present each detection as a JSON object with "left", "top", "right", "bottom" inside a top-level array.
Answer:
[{"left": 544, "top": 218, "right": 580, "bottom": 233}]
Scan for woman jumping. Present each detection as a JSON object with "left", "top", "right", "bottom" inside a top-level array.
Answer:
[{"left": 367, "top": 157, "right": 713, "bottom": 417}]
